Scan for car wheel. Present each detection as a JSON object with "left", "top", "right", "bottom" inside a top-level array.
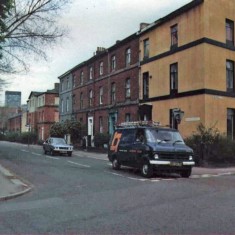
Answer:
[
  {"left": 180, "top": 168, "right": 192, "bottom": 178},
  {"left": 112, "top": 158, "right": 121, "bottom": 170},
  {"left": 68, "top": 152, "right": 72, "bottom": 157},
  {"left": 141, "top": 162, "right": 153, "bottom": 178}
]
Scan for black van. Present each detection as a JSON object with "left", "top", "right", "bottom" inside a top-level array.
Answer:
[{"left": 108, "top": 121, "right": 195, "bottom": 178}]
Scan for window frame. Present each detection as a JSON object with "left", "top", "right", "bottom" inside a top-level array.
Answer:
[
  {"left": 226, "top": 19, "right": 234, "bottom": 46},
  {"left": 111, "top": 55, "right": 116, "bottom": 71},
  {"left": 111, "top": 82, "right": 116, "bottom": 103},
  {"left": 99, "top": 61, "right": 104, "bottom": 76},
  {"left": 143, "top": 72, "right": 149, "bottom": 100},
  {"left": 226, "top": 60, "right": 234, "bottom": 92},
  {"left": 170, "top": 63, "right": 178, "bottom": 94},
  {"left": 171, "top": 24, "right": 178, "bottom": 48},
  {"left": 125, "top": 48, "right": 131, "bottom": 66},
  {"left": 143, "top": 39, "right": 149, "bottom": 59},
  {"left": 125, "top": 78, "right": 131, "bottom": 99},
  {"left": 89, "top": 90, "right": 93, "bottom": 107},
  {"left": 99, "top": 86, "right": 103, "bottom": 105}
]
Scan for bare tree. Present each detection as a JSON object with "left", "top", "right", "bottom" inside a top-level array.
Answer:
[{"left": 0, "top": 0, "right": 70, "bottom": 74}]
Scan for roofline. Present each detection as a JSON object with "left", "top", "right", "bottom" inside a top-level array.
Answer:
[
  {"left": 58, "top": 33, "right": 138, "bottom": 78},
  {"left": 137, "top": 0, "right": 204, "bottom": 35}
]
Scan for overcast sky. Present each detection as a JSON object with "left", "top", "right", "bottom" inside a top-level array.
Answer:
[{"left": 2, "top": 0, "right": 191, "bottom": 105}]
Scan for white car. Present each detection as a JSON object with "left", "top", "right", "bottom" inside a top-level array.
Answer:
[{"left": 43, "top": 137, "right": 73, "bottom": 156}]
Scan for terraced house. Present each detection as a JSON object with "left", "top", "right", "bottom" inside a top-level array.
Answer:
[
  {"left": 58, "top": 34, "right": 139, "bottom": 145},
  {"left": 139, "top": 0, "right": 235, "bottom": 139},
  {"left": 59, "top": 0, "right": 235, "bottom": 142}
]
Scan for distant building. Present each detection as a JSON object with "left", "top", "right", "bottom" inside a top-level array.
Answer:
[
  {"left": 5, "top": 91, "right": 21, "bottom": 108},
  {"left": 27, "top": 83, "right": 59, "bottom": 140}
]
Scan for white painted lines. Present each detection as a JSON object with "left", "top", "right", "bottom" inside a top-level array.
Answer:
[
  {"left": 32, "top": 152, "right": 42, "bottom": 156},
  {"left": 21, "top": 149, "right": 29, "bottom": 153},
  {"left": 68, "top": 161, "right": 91, "bottom": 168},
  {"left": 45, "top": 156, "right": 60, "bottom": 160}
]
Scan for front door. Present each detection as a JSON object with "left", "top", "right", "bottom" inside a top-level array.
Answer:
[{"left": 109, "top": 113, "right": 117, "bottom": 135}]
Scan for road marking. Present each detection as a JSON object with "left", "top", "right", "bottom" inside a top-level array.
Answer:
[
  {"left": 21, "top": 149, "right": 29, "bottom": 153},
  {"left": 32, "top": 152, "right": 42, "bottom": 156},
  {"left": 73, "top": 153, "right": 108, "bottom": 161},
  {"left": 68, "top": 161, "right": 91, "bottom": 168},
  {"left": 46, "top": 156, "right": 59, "bottom": 160}
]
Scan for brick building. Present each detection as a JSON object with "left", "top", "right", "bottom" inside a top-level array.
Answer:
[
  {"left": 59, "top": 33, "right": 139, "bottom": 145},
  {"left": 27, "top": 84, "right": 59, "bottom": 140}
]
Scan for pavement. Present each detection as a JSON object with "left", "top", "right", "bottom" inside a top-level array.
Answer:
[{"left": 1, "top": 148, "right": 235, "bottom": 201}]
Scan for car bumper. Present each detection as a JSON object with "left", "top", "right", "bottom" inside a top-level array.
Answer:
[{"left": 149, "top": 160, "right": 195, "bottom": 166}]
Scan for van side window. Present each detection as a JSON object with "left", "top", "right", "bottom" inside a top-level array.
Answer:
[{"left": 120, "top": 129, "right": 136, "bottom": 144}]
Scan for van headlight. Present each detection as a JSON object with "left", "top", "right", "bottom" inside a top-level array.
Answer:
[
  {"left": 189, "top": 156, "right": 193, "bottom": 161},
  {"left": 154, "top": 154, "right": 159, "bottom": 159}
]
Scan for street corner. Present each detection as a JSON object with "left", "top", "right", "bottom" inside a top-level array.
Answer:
[{"left": 0, "top": 164, "right": 32, "bottom": 201}]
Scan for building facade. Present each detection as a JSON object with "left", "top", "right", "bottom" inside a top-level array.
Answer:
[
  {"left": 59, "top": 34, "right": 140, "bottom": 145},
  {"left": 27, "top": 84, "right": 59, "bottom": 140},
  {"left": 138, "top": 0, "right": 235, "bottom": 139},
  {"left": 58, "top": 73, "right": 73, "bottom": 122}
]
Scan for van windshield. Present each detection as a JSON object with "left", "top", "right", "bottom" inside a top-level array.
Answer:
[{"left": 145, "top": 129, "right": 184, "bottom": 144}]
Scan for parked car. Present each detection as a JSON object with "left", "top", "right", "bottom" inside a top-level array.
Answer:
[
  {"left": 43, "top": 137, "right": 73, "bottom": 156},
  {"left": 108, "top": 121, "right": 195, "bottom": 178}
]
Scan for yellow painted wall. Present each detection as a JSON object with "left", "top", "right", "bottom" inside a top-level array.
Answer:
[
  {"left": 203, "top": 0, "right": 235, "bottom": 43},
  {"left": 140, "top": 44, "right": 206, "bottom": 98},
  {"left": 139, "top": 1, "right": 204, "bottom": 59}
]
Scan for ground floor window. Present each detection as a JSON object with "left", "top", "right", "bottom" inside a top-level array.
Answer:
[{"left": 227, "top": 108, "right": 235, "bottom": 140}]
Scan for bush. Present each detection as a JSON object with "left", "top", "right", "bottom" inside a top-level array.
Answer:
[
  {"left": 5, "top": 132, "right": 37, "bottom": 144},
  {"left": 94, "top": 133, "right": 110, "bottom": 148},
  {"left": 185, "top": 123, "right": 235, "bottom": 166}
]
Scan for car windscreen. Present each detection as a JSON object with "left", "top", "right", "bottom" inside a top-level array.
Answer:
[
  {"left": 145, "top": 129, "right": 184, "bottom": 144},
  {"left": 53, "top": 138, "right": 66, "bottom": 145}
]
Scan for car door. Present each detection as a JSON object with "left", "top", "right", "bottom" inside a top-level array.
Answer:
[{"left": 118, "top": 129, "right": 136, "bottom": 166}]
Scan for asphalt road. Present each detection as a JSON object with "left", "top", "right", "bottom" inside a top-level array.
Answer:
[{"left": 0, "top": 141, "right": 235, "bottom": 234}]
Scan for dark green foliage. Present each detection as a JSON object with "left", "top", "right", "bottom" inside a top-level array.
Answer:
[
  {"left": 185, "top": 123, "right": 235, "bottom": 166},
  {"left": 50, "top": 122, "right": 64, "bottom": 138},
  {"left": 50, "top": 120, "right": 82, "bottom": 143},
  {"left": 63, "top": 120, "right": 82, "bottom": 142},
  {"left": 5, "top": 132, "right": 37, "bottom": 144},
  {"left": 94, "top": 133, "right": 110, "bottom": 148}
]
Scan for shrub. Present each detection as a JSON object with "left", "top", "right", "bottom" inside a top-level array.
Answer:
[
  {"left": 6, "top": 132, "right": 20, "bottom": 142},
  {"left": 185, "top": 123, "right": 235, "bottom": 166},
  {"left": 94, "top": 133, "right": 110, "bottom": 148}
]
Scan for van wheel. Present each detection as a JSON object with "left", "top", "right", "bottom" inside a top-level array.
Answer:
[
  {"left": 112, "top": 158, "right": 121, "bottom": 170},
  {"left": 181, "top": 168, "right": 192, "bottom": 178},
  {"left": 141, "top": 162, "right": 153, "bottom": 178}
]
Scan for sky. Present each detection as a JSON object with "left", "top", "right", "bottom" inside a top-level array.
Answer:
[{"left": 1, "top": 0, "right": 192, "bottom": 105}]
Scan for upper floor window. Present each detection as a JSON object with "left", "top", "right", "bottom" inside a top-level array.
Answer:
[
  {"left": 170, "top": 63, "right": 178, "bottom": 94},
  {"left": 99, "top": 116, "right": 103, "bottom": 133},
  {"left": 125, "top": 78, "right": 131, "bottom": 98},
  {"left": 99, "top": 87, "right": 103, "bottom": 105},
  {"left": 61, "top": 80, "right": 64, "bottom": 91},
  {"left": 66, "top": 97, "right": 69, "bottom": 112},
  {"left": 67, "top": 77, "right": 70, "bottom": 89},
  {"left": 80, "top": 71, "right": 84, "bottom": 85},
  {"left": 143, "top": 72, "right": 149, "bottom": 100},
  {"left": 111, "top": 55, "right": 116, "bottom": 71},
  {"left": 111, "top": 83, "right": 116, "bottom": 103},
  {"left": 89, "top": 67, "right": 93, "bottom": 80},
  {"left": 125, "top": 48, "right": 131, "bottom": 66},
  {"left": 226, "top": 60, "right": 234, "bottom": 92},
  {"left": 89, "top": 90, "right": 93, "bottom": 107},
  {"left": 61, "top": 99, "right": 64, "bottom": 113},
  {"left": 171, "top": 24, "right": 178, "bottom": 48},
  {"left": 80, "top": 92, "right": 83, "bottom": 109},
  {"left": 125, "top": 113, "right": 131, "bottom": 122},
  {"left": 143, "top": 39, "right": 149, "bottom": 59},
  {"left": 99, "top": 62, "right": 104, "bottom": 76},
  {"left": 226, "top": 19, "right": 234, "bottom": 46}
]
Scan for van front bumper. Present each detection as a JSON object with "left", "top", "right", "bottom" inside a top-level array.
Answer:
[{"left": 149, "top": 160, "right": 195, "bottom": 166}]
